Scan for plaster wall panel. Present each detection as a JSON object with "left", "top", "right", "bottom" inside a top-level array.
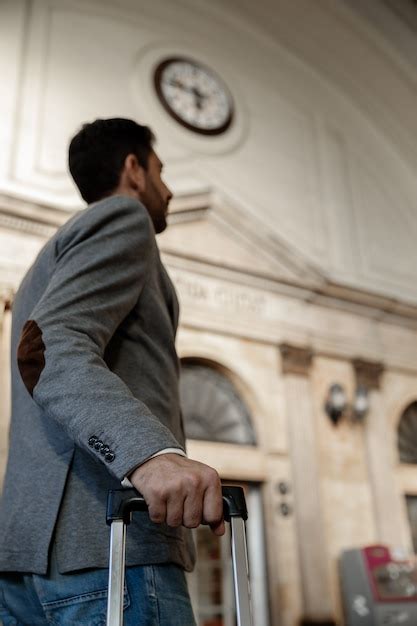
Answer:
[
  {"left": 3, "top": 0, "right": 252, "bottom": 203},
  {"left": 350, "top": 159, "right": 417, "bottom": 294},
  {"left": 2, "top": 0, "right": 417, "bottom": 306},
  {"left": 211, "top": 99, "right": 326, "bottom": 261},
  {"left": 317, "top": 117, "right": 417, "bottom": 302},
  {"left": 214, "top": 0, "right": 417, "bottom": 165},
  {"left": 0, "top": 1, "right": 27, "bottom": 181},
  {"left": 11, "top": 1, "right": 189, "bottom": 195},
  {"left": 319, "top": 127, "right": 359, "bottom": 278}
]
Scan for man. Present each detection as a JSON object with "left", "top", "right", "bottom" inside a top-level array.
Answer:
[{"left": 0, "top": 118, "right": 224, "bottom": 625}]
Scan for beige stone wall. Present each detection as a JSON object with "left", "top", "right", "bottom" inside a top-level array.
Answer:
[
  {"left": 2, "top": 254, "right": 417, "bottom": 625},
  {"left": 311, "top": 356, "right": 377, "bottom": 620},
  {"left": 0, "top": 2, "right": 416, "bottom": 623},
  {"left": 264, "top": 455, "right": 302, "bottom": 626},
  {"left": 176, "top": 294, "right": 417, "bottom": 626},
  {"left": 278, "top": 345, "right": 332, "bottom": 621}
]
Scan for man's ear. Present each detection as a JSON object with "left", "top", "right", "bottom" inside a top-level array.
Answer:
[{"left": 123, "top": 153, "right": 146, "bottom": 193}]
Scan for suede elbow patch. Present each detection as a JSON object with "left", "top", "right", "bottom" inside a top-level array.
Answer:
[{"left": 17, "top": 320, "right": 46, "bottom": 396}]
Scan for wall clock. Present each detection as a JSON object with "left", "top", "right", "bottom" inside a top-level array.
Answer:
[{"left": 154, "top": 57, "right": 234, "bottom": 136}]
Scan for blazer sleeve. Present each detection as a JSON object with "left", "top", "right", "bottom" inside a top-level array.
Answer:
[{"left": 17, "top": 197, "right": 184, "bottom": 481}]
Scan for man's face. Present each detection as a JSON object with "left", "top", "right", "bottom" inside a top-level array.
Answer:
[{"left": 141, "top": 151, "right": 172, "bottom": 234}]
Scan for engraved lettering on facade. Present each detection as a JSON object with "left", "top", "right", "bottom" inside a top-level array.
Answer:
[
  {"left": 214, "top": 287, "right": 266, "bottom": 314},
  {"left": 172, "top": 272, "right": 266, "bottom": 316},
  {"left": 172, "top": 275, "right": 208, "bottom": 302}
]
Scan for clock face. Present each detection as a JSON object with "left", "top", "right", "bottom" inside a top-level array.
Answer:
[{"left": 154, "top": 57, "right": 233, "bottom": 136}]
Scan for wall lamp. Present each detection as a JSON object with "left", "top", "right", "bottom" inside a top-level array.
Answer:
[{"left": 325, "top": 383, "right": 369, "bottom": 425}]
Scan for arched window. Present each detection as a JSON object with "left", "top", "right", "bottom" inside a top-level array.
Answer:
[
  {"left": 180, "top": 359, "right": 257, "bottom": 445},
  {"left": 398, "top": 402, "right": 417, "bottom": 553},
  {"left": 398, "top": 402, "right": 417, "bottom": 464}
]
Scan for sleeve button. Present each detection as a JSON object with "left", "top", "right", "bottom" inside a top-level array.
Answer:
[
  {"left": 94, "top": 440, "right": 104, "bottom": 451},
  {"left": 100, "top": 445, "right": 110, "bottom": 456},
  {"left": 88, "top": 436, "right": 98, "bottom": 447},
  {"left": 105, "top": 452, "right": 115, "bottom": 463}
]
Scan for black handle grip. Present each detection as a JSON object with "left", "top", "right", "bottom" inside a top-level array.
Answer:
[{"left": 106, "top": 485, "right": 248, "bottom": 525}]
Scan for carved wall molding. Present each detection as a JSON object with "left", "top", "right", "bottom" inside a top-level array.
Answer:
[
  {"left": 165, "top": 249, "right": 417, "bottom": 331},
  {"left": 0, "top": 193, "right": 71, "bottom": 240},
  {"left": 280, "top": 343, "right": 313, "bottom": 377},
  {"left": 353, "top": 358, "right": 384, "bottom": 390},
  {"left": 0, "top": 212, "right": 57, "bottom": 239}
]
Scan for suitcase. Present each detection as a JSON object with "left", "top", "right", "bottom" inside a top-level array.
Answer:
[{"left": 106, "top": 485, "right": 253, "bottom": 626}]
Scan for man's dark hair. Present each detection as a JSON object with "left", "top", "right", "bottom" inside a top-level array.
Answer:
[{"left": 68, "top": 118, "right": 155, "bottom": 204}]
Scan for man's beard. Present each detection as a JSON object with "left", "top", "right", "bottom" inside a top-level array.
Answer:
[{"left": 143, "top": 183, "right": 167, "bottom": 234}]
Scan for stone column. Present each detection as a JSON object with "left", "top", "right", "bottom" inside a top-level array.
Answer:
[
  {"left": 0, "top": 294, "right": 12, "bottom": 488},
  {"left": 355, "top": 359, "right": 408, "bottom": 549},
  {"left": 280, "top": 344, "right": 333, "bottom": 620}
]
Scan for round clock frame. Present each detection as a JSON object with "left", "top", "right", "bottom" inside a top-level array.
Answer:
[{"left": 153, "top": 57, "right": 234, "bottom": 136}]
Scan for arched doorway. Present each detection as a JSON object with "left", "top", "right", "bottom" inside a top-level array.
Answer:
[
  {"left": 398, "top": 402, "right": 417, "bottom": 553},
  {"left": 180, "top": 358, "right": 257, "bottom": 446},
  {"left": 180, "top": 359, "right": 269, "bottom": 626}
]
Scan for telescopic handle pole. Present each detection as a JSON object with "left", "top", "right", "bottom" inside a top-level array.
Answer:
[{"left": 106, "top": 486, "right": 252, "bottom": 626}]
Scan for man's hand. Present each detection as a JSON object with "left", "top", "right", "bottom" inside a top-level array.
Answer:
[{"left": 129, "top": 454, "right": 225, "bottom": 536}]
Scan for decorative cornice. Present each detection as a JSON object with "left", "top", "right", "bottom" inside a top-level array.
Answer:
[
  {"left": 0, "top": 212, "right": 57, "bottom": 238},
  {"left": 0, "top": 193, "right": 71, "bottom": 238},
  {"left": 0, "top": 193, "right": 73, "bottom": 225},
  {"left": 4, "top": 191, "right": 417, "bottom": 332},
  {"left": 353, "top": 358, "right": 384, "bottom": 390},
  {"left": 280, "top": 343, "right": 313, "bottom": 376}
]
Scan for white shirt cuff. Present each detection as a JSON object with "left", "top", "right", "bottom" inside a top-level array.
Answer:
[{"left": 121, "top": 448, "right": 187, "bottom": 488}]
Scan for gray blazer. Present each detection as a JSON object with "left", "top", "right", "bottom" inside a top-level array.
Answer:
[{"left": 0, "top": 195, "right": 195, "bottom": 574}]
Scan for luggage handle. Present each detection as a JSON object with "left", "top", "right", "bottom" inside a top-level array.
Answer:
[
  {"left": 106, "top": 485, "right": 253, "bottom": 626},
  {"left": 106, "top": 485, "right": 248, "bottom": 525}
]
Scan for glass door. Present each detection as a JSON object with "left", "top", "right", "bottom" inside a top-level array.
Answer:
[
  {"left": 187, "top": 482, "right": 270, "bottom": 626},
  {"left": 188, "top": 524, "right": 236, "bottom": 626}
]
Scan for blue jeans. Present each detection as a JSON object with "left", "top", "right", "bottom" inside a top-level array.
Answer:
[{"left": 0, "top": 560, "right": 196, "bottom": 625}]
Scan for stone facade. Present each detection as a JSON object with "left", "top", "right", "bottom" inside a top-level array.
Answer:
[{"left": 1, "top": 1, "right": 417, "bottom": 625}]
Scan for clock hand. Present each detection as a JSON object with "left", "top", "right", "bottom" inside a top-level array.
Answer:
[
  {"left": 167, "top": 79, "right": 208, "bottom": 101},
  {"left": 167, "top": 79, "right": 194, "bottom": 94},
  {"left": 194, "top": 90, "right": 206, "bottom": 110},
  {"left": 192, "top": 87, "right": 206, "bottom": 100}
]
